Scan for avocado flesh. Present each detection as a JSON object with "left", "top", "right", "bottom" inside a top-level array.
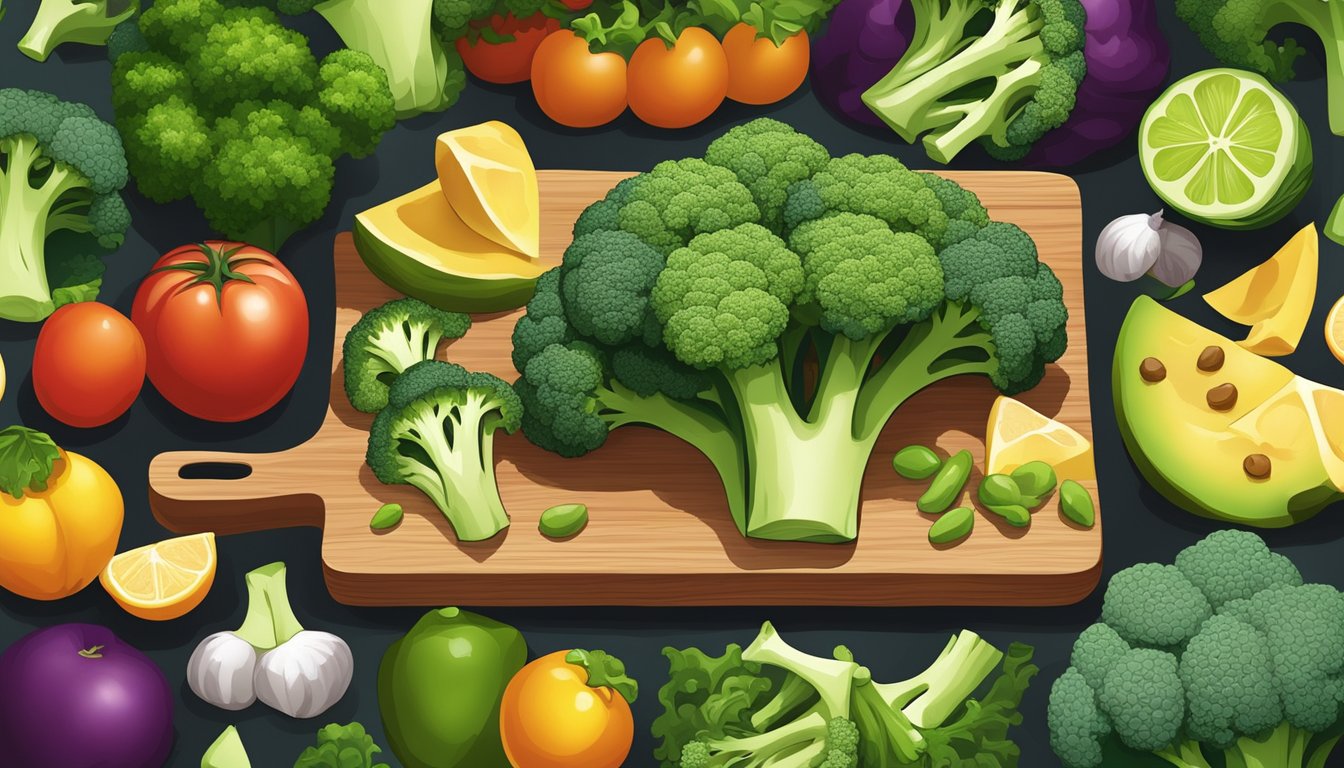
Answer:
[{"left": 1113, "top": 297, "right": 1343, "bottom": 527}]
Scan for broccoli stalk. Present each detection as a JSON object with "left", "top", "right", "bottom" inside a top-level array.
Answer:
[
  {"left": 366, "top": 361, "right": 521, "bottom": 542},
  {"left": 18, "top": 0, "right": 138, "bottom": 62},
  {"left": 861, "top": 0, "right": 1087, "bottom": 164},
  {"left": 0, "top": 89, "right": 130, "bottom": 322}
]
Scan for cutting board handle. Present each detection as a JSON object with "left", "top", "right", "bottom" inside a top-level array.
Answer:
[{"left": 148, "top": 450, "right": 325, "bottom": 535}]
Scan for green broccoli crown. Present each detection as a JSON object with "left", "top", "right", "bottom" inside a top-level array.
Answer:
[
  {"left": 188, "top": 6, "right": 319, "bottom": 113},
  {"left": 433, "top": 0, "right": 495, "bottom": 39},
  {"left": 861, "top": 0, "right": 1088, "bottom": 164},
  {"left": 515, "top": 342, "right": 611, "bottom": 457},
  {"left": 107, "top": 17, "right": 150, "bottom": 61},
  {"left": 784, "top": 154, "right": 950, "bottom": 246},
  {"left": 18, "top": 0, "right": 140, "bottom": 63},
  {"left": 560, "top": 230, "right": 667, "bottom": 347},
  {"left": 920, "top": 172, "right": 990, "bottom": 247},
  {"left": 139, "top": 0, "right": 226, "bottom": 55},
  {"left": 316, "top": 48, "right": 398, "bottom": 158},
  {"left": 703, "top": 118, "right": 832, "bottom": 231},
  {"left": 343, "top": 297, "right": 471, "bottom": 414},
  {"left": 1048, "top": 530, "right": 1344, "bottom": 768},
  {"left": 511, "top": 268, "right": 576, "bottom": 373},
  {"left": 115, "top": 95, "right": 213, "bottom": 202},
  {"left": 111, "top": 51, "right": 193, "bottom": 114},
  {"left": 1174, "top": 0, "right": 1312, "bottom": 82}
]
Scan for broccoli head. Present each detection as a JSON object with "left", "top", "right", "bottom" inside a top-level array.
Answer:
[
  {"left": 0, "top": 89, "right": 130, "bottom": 322},
  {"left": 861, "top": 0, "right": 1088, "bottom": 164},
  {"left": 18, "top": 0, "right": 139, "bottom": 62},
  {"left": 366, "top": 360, "right": 521, "bottom": 542},
  {"left": 1048, "top": 530, "right": 1344, "bottom": 768},
  {"left": 110, "top": 0, "right": 395, "bottom": 251},
  {"left": 513, "top": 118, "right": 1067, "bottom": 544},
  {"left": 343, "top": 298, "right": 471, "bottom": 413}
]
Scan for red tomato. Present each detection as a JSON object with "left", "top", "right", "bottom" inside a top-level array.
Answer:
[
  {"left": 721, "top": 23, "right": 810, "bottom": 105},
  {"left": 33, "top": 303, "right": 146, "bottom": 428},
  {"left": 456, "top": 12, "right": 561, "bottom": 85},
  {"left": 131, "top": 242, "right": 308, "bottom": 423},
  {"left": 558, "top": 0, "right": 592, "bottom": 9},
  {"left": 627, "top": 27, "right": 728, "bottom": 128},
  {"left": 531, "top": 30, "right": 628, "bottom": 128}
]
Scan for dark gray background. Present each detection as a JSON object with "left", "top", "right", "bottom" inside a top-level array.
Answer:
[{"left": 1, "top": 1, "right": 1341, "bottom": 765}]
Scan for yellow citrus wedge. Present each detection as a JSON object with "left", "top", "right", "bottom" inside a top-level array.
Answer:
[
  {"left": 435, "top": 121, "right": 540, "bottom": 259},
  {"left": 100, "top": 532, "right": 216, "bottom": 621},
  {"left": 1204, "top": 223, "right": 1318, "bottom": 356},
  {"left": 1328, "top": 294, "right": 1344, "bottom": 365},
  {"left": 984, "top": 396, "right": 1095, "bottom": 481}
]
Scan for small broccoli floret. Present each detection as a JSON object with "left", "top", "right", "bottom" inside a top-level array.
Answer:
[
  {"left": 343, "top": 298, "right": 471, "bottom": 413},
  {"left": 703, "top": 118, "right": 831, "bottom": 231},
  {"left": 1174, "top": 527, "right": 1303, "bottom": 609},
  {"left": 1102, "top": 563, "right": 1213, "bottom": 650},
  {"left": 1048, "top": 668, "right": 1109, "bottom": 768},
  {"left": 593, "top": 159, "right": 761, "bottom": 255},
  {"left": 366, "top": 360, "right": 520, "bottom": 542},
  {"left": 784, "top": 154, "right": 950, "bottom": 246},
  {"left": 316, "top": 48, "right": 398, "bottom": 157},
  {"left": 106, "top": 17, "right": 149, "bottom": 61},
  {"left": 1098, "top": 648, "right": 1185, "bottom": 753},
  {"left": 1179, "top": 614, "right": 1282, "bottom": 747},
  {"left": 920, "top": 172, "right": 990, "bottom": 246},
  {"left": 560, "top": 230, "right": 666, "bottom": 347},
  {"left": 0, "top": 89, "right": 130, "bottom": 322},
  {"left": 18, "top": 0, "right": 139, "bottom": 62},
  {"left": 861, "top": 0, "right": 1088, "bottom": 164},
  {"left": 432, "top": 0, "right": 495, "bottom": 39},
  {"left": 1069, "top": 623, "right": 1130, "bottom": 691}
]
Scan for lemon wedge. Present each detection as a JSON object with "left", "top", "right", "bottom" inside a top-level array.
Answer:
[
  {"left": 435, "top": 121, "right": 540, "bottom": 259},
  {"left": 1204, "top": 223, "right": 1318, "bottom": 356},
  {"left": 100, "top": 532, "right": 216, "bottom": 621},
  {"left": 1327, "top": 294, "right": 1344, "bottom": 365},
  {"left": 984, "top": 396, "right": 1094, "bottom": 481}
]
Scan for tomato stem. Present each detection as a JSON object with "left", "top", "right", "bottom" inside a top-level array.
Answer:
[{"left": 150, "top": 243, "right": 259, "bottom": 309}]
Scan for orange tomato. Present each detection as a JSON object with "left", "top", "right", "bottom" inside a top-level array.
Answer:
[
  {"left": 456, "top": 12, "right": 562, "bottom": 85},
  {"left": 499, "top": 650, "right": 634, "bottom": 768},
  {"left": 531, "top": 30, "right": 628, "bottom": 128},
  {"left": 33, "top": 303, "right": 146, "bottom": 428},
  {"left": 722, "top": 23, "right": 811, "bottom": 105},
  {"left": 627, "top": 26, "right": 728, "bottom": 128}
]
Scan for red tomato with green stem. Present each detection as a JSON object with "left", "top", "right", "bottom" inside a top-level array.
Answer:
[
  {"left": 531, "top": 29, "right": 628, "bottom": 128},
  {"left": 33, "top": 302, "right": 146, "bottom": 428},
  {"left": 456, "top": 12, "right": 562, "bottom": 85},
  {"left": 131, "top": 242, "right": 308, "bottom": 423}
]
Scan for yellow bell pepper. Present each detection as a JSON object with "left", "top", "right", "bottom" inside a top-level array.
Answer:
[{"left": 0, "top": 427, "right": 122, "bottom": 600}]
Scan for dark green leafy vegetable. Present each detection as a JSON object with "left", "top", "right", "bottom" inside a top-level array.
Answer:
[
  {"left": 0, "top": 426, "right": 62, "bottom": 498},
  {"left": 294, "top": 723, "right": 390, "bottom": 768}
]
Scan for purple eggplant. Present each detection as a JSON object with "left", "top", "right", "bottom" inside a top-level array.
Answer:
[{"left": 810, "top": 0, "right": 914, "bottom": 128}]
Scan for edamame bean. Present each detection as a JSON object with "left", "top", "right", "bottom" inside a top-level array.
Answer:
[
  {"left": 978, "top": 474, "right": 1022, "bottom": 507},
  {"left": 539, "top": 503, "right": 589, "bottom": 538},
  {"left": 893, "top": 445, "right": 942, "bottom": 480},
  {"left": 370, "top": 503, "right": 404, "bottom": 530},
  {"left": 985, "top": 503, "right": 1031, "bottom": 527},
  {"left": 917, "top": 449, "right": 973, "bottom": 514},
  {"left": 928, "top": 506, "right": 974, "bottom": 544},
  {"left": 1059, "top": 480, "right": 1095, "bottom": 527},
  {"left": 1011, "top": 461, "right": 1057, "bottom": 499}
]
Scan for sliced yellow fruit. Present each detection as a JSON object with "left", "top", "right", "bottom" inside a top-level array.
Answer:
[
  {"left": 1229, "top": 378, "right": 1344, "bottom": 491},
  {"left": 1204, "top": 223, "right": 1318, "bottom": 356},
  {"left": 984, "top": 396, "right": 1094, "bottom": 481},
  {"left": 1327, "top": 294, "right": 1344, "bottom": 364},
  {"left": 435, "top": 121, "right": 540, "bottom": 259},
  {"left": 100, "top": 532, "right": 216, "bottom": 621}
]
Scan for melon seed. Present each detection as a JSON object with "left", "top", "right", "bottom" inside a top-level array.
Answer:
[
  {"left": 1207, "top": 383, "right": 1238, "bottom": 411},
  {"left": 1243, "top": 453, "right": 1271, "bottom": 479},
  {"left": 1197, "top": 345, "right": 1225, "bottom": 372},
  {"left": 1139, "top": 357, "right": 1166, "bottom": 382}
]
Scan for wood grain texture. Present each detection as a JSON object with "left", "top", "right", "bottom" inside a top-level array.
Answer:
[{"left": 148, "top": 170, "right": 1101, "bottom": 607}]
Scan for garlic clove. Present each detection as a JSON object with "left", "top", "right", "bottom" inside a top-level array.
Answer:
[
  {"left": 1096, "top": 212, "right": 1162, "bottom": 282},
  {"left": 1151, "top": 220, "right": 1203, "bottom": 287},
  {"left": 254, "top": 630, "right": 354, "bottom": 719},
  {"left": 188, "top": 632, "right": 259, "bottom": 711}
]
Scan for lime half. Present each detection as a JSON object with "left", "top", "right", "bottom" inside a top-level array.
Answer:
[{"left": 1140, "top": 69, "right": 1312, "bottom": 230}]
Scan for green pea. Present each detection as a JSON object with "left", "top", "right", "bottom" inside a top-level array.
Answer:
[
  {"left": 539, "top": 503, "right": 589, "bottom": 538},
  {"left": 370, "top": 503, "right": 404, "bottom": 530},
  {"left": 1011, "top": 461, "right": 1057, "bottom": 499},
  {"left": 1059, "top": 480, "right": 1095, "bottom": 527},
  {"left": 893, "top": 445, "right": 942, "bottom": 480},
  {"left": 928, "top": 506, "right": 974, "bottom": 544},
  {"left": 978, "top": 474, "right": 1022, "bottom": 507},
  {"left": 917, "top": 450, "right": 973, "bottom": 514},
  {"left": 985, "top": 502, "right": 1032, "bottom": 527}
]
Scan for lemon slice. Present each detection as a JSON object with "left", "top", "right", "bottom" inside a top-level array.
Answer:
[
  {"left": 100, "top": 532, "right": 216, "bottom": 621},
  {"left": 1139, "top": 69, "right": 1311, "bottom": 229},
  {"left": 435, "top": 121, "right": 540, "bottom": 258},
  {"left": 1327, "top": 294, "right": 1344, "bottom": 365},
  {"left": 984, "top": 396, "right": 1094, "bottom": 481},
  {"left": 1204, "top": 223, "right": 1318, "bottom": 356}
]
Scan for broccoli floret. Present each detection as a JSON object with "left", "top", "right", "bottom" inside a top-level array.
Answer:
[
  {"left": 513, "top": 118, "right": 1069, "bottom": 544},
  {"left": 110, "top": 0, "right": 395, "bottom": 251},
  {"left": 0, "top": 89, "right": 129, "bottom": 322},
  {"left": 343, "top": 298, "right": 471, "bottom": 413},
  {"left": 1175, "top": 0, "right": 1344, "bottom": 134},
  {"left": 366, "top": 360, "right": 520, "bottom": 542},
  {"left": 1048, "top": 530, "right": 1344, "bottom": 768},
  {"left": 18, "top": 0, "right": 139, "bottom": 62},
  {"left": 861, "top": 0, "right": 1088, "bottom": 164},
  {"left": 432, "top": 0, "right": 495, "bottom": 40},
  {"left": 106, "top": 18, "right": 149, "bottom": 61}
]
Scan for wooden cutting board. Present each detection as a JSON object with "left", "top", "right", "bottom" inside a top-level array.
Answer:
[{"left": 149, "top": 170, "right": 1100, "bottom": 607}]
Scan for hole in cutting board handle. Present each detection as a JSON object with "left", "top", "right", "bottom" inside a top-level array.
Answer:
[{"left": 178, "top": 462, "right": 253, "bottom": 481}]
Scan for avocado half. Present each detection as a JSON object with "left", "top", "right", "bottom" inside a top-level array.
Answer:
[{"left": 1113, "top": 297, "right": 1343, "bottom": 527}]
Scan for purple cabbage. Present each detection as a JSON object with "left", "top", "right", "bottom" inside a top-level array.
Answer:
[{"left": 810, "top": 0, "right": 1170, "bottom": 166}]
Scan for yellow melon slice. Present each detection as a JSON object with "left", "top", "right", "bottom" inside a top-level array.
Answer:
[
  {"left": 1204, "top": 223, "right": 1318, "bottom": 356},
  {"left": 435, "top": 121, "right": 540, "bottom": 259}
]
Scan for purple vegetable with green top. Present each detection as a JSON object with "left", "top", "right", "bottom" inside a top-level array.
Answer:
[
  {"left": 0, "top": 624, "right": 174, "bottom": 768},
  {"left": 810, "top": 0, "right": 1169, "bottom": 166}
]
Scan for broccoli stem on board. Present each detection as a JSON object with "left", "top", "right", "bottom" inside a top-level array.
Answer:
[{"left": 0, "top": 136, "right": 79, "bottom": 321}]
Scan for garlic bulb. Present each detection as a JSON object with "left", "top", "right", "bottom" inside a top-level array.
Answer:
[
  {"left": 1095, "top": 210, "right": 1202, "bottom": 286},
  {"left": 188, "top": 632, "right": 258, "bottom": 710},
  {"left": 255, "top": 630, "right": 354, "bottom": 719}
]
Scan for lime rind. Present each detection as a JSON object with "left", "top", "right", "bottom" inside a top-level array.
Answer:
[{"left": 1140, "top": 69, "right": 1311, "bottom": 229}]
